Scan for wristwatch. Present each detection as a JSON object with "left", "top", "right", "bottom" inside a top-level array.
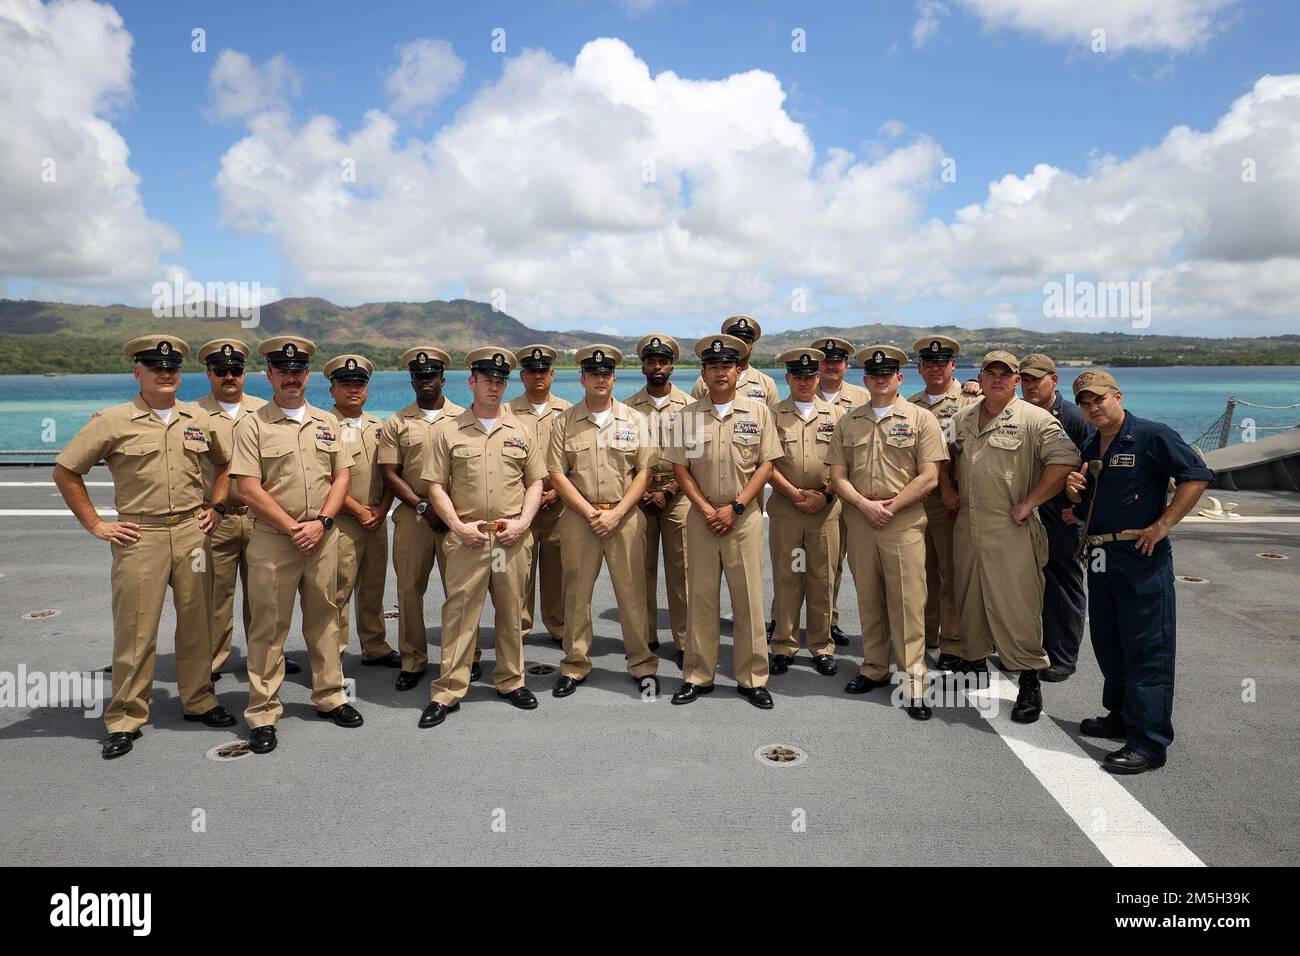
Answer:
[
  {"left": 730, "top": 499, "right": 746, "bottom": 515},
  {"left": 415, "top": 501, "right": 428, "bottom": 517},
  {"left": 316, "top": 514, "right": 335, "bottom": 531},
  {"left": 210, "top": 502, "right": 226, "bottom": 516},
  {"left": 664, "top": 489, "right": 676, "bottom": 501}
]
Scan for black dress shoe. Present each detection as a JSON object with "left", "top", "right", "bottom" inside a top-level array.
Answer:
[
  {"left": 648, "top": 638, "right": 660, "bottom": 651},
  {"left": 959, "top": 657, "right": 988, "bottom": 675},
  {"left": 417, "top": 701, "right": 459, "bottom": 728},
  {"left": 670, "top": 681, "right": 714, "bottom": 705},
  {"left": 283, "top": 657, "right": 302, "bottom": 675},
  {"left": 317, "top": 703, "right": 364, "bottom": 727},
  {"left": 1039, "top": 663, "right": 1076, "bottom": 682},
  {"left": 1080, "top": 712, "right": 1128, "bottom": 740},
  {"left": 249, "top": 726, "right": 277, "bottom": 754},
  {"left": 211, "top": 671, "right": 223, "bottom": 682},
  {"left": 184, "top": 705, "right": 237, "bottom": 728},
  {"left": 552, "top": 675, "right": 584, "bottom": 698},
  {"left": 471, "top": 661, "right": 482, "bottom": 682},
  {"left": 395, "top": 669, "right": 425, "bottom": 692},
  {"left": 1011, "top": 671, "right": 1042, "bottom": 723},
  {"left": 765, "top": 619, "right": 775, "bottom": 643},
  {"left": 813, "top": 654, "right": 838, "bottom": 676},
  {"left": 830, "top": 625, "right": 850, "bottom": 647},
  {"left": 844, "top": 674, "right": 890, "bottom": 694},
  {"left": 769, "top": 654, "right": 792, "bottom": 675},
  {"left": 675, "top": 650, "right": 685, "bottom": 669},
  {"left": 361, "top": 650, "right": 402, "bottom": 668},
  {"left": 737, "top": 685, "right": 774, "bottom": 709},
  {"left": 934, "top": 653, "right": 963, "bottom": 672},
  {"left": 101, "top": 730, "right": 141, "bottom": 760},
  {"left": 906, "top": 699, "right": 933, "bottom": 721},
  {"left": 499, "top": 687, "right": 538, "bottom": 710},
  {"left": 635, "top": 674, "right": 660, "bottom": 696},
  {"left": 1103, "top": 747, "right": 1165, "bottom": 774}
]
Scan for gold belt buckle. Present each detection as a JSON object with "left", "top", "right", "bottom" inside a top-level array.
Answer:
[
  {"left": 166, "top": 513, "right": 182, "bottom": 525},
  {"left": 653, "top": 472, "right": 672, "bottom": 488}
]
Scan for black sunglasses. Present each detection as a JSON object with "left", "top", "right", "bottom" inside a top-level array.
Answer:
[{"left": 211, "top": 366, "right": 244, "bottom": 378}]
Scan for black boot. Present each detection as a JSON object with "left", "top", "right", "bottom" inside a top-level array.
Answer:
[{"left": 1011, "top": 670, "right": 1042, "bottom": 723}]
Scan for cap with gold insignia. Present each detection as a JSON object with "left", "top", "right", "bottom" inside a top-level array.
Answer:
[
  {"left": 721, "top": 314, "right": 761, "bottom": 344},
  {"left": 197, "top": 338, "right": 250, "bottom": 369},
  {"left": 1017, "top": 353, "right": 1057, "bottom": 378},
  {"left": 812, "top": 337, "right": 854, "bottom": 362},
  {"left": 778, "top": 347, "right": 825, "bottom": 377},
  {"left": 516, "top": 344, "right": 557, "bottom": 371},
  {"left": 324, "top": 354, "right": 373, "bottom": 382},
  {"left": 694, "top": 333, "right": 749, "bottom": 365},
  {"left": 1071, "top": 369, "right": 1119, "bottom": 397},
  {"left": 915, "top": 335, "right": 960, "bottom": 363},
  {"left": 467, "top": 346, "right": 516, "bottom": 379},
  {"left": 401, "top": 346, "right": 450, "bottom": 376},
  {"left": 259, "top": 335, "right": 315, "bottom": 371},
  {"left": 856, "top": 345, "right": 907, "bottom": 374},
  {"left": 576, "top": 343, "right": 622, "bottom": 372},
  {"left": 637, "top": 333, "right": 679, "bottom": 362},
  {"left": 979, "top": 350, "right": 1020, "bottom": 374},
  {"left": 124, "top": 334, "right": 189, "bottom": 369}
]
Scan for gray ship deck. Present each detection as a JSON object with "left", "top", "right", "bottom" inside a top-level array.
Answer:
[{"left": 1, "top": 467, "right": 1297, "bottom": 866}]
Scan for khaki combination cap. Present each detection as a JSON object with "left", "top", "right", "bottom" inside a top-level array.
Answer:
[
  {"left": 401, "top": 346, "right": 451, "bottom": 374},
  {"left": 259, "top": 335, "right": 316, "bottom": 370},
  {"left": 576, "top": 344, "right": 622, "bottom": 371},
  {"left": 516, "top": 344, "right": 558, "bottom": 370},
  {"left": 811, "top": 337, "right": 855, "bottom": 361},
  {"left": 124, "top": 334, "right": 189, "bottom": 368},
  {"left": 979, "top": 350, "right": 1020, "bottom": 373},
  {"left": 197, "top": 338, "right": 251, "bottom": 366},
  {"left": 694, "top": 333, "right": 750, "bottom": 364},
  {"left": 1018, "top": 353, "right": 1057, "bottom": 378},
  {"left": 777, "top": 348, "right": 825, "bottom": 377},
  {"left": 721, "top": 314, "right": 761, "bottom": 343},
  {"left": 637, "top": 333, "right": 679, "bottom": 362},
  {"left": 1072, "top": 369, "right": 1119, "bottom": 397},
  {"left": 467, "top": 346, "right": 517, "bottom": 378},
  {"left": 324, "top": 354, "right": 373, "bottom": 382},
  {"left": 856, "top": 345, "right": 908, "bottom": 373},
  {"left": 914, "top": 335, "right": 960, "bottom": 362}
]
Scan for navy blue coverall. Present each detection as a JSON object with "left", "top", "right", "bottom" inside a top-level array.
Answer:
[{"left": 1039, "top": 392, "right": 1093, "bottom": 669}]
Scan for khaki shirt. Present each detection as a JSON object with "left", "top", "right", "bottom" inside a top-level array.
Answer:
[
  {"left": 662, "top": 397, "right": 782, "bottom": 506},
  {"left": 57, "top": 394, "right": 229, "bottom": 515},
  {"left": 772, "top": 397, "right": 844, "bottom": 489},
  {"left": 825, "top": 397, "right": 948, "bottom": 500},
  {"left": 820, "top": 381, "right": 870, "bottom": 411},
  {"left": 377, "top": 400, "right": 466, "bottom": 499},
  {"left": 547, "top": 400, "right": 653, "bottom": 504},
  {"left": 907, "top": 379, "right": 978, "bottom": 445},
  {"left": 625, "top": 384, "right": 693, "bottom": 490},
  {"left": 332, "top": 406, "right": 386, "bottom": 506},
  {"left": 196, "top": 392, "right": 268, "bottom": 509},
  {"left": 230, "top": 403, "right": 354, "bottom": 520},
  {"left": 506, "top": 394, "right": 573, "bottom": 489},
  {"left": 950, "top": 396, "right": 1082, "bottom": 516},
  {"left": 422, "top": 409, "right": 547, "bottom": 522},
  {"left": 691, "top": 366, "right": 780, "bottom": 408}
]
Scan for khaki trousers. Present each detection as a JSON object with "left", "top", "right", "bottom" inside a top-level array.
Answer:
[
  {"left": 523, "top": 501, "right": 565, "bottom": 638},
  {"left": 390, "top": 504, "right": 437, "bottom": 673},
  {"left": 921, "top": 495, "right": 962, "bottom": 654},
  {"left": 643, "top": 494, "right": 690, "bottom": 650},
  {"left": 768, "top": 494, "right": 840, "bottom": 657},
  {"left": 244, "top": 524, "right": 347, "bottom": 727},
  {"left": 208, "top": 511, "right": 254, "bottom": 673},
  {"left": 107, "top": 517, "right": 217, "bottom": 732},
  {"left": 429, "top": 528, "right": 532, "bottom": 706},
  {"left": 954, "top": 513, "right": 1051, "bottom": 672},
  {"left": 843, "top": 503, "right": 929, "bottom": 699},
  {"left": 557, "top": 507, "right": 657, "bottom": 679},
  {"left": 336, "top": 513, "right": 393, "bottom": 660},
  {"left": 684, "top": 506, "right": 768, "bottom": 689}
]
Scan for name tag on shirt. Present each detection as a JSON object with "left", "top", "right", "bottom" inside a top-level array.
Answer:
[{"left": 1110, "top": 453, "right": 1136, "bottom": 467}]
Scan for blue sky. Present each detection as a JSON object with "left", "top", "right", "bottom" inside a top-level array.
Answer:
[{"left": 3, "top": 0, "right": 1299, "bottom": 337}]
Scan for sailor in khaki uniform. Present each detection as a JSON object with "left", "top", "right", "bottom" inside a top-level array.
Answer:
[
  {"left": 418, "top": 347, "right": 546, "bottom": 728},
  {"left": 665, "top": 334, "right": 783, "bottom": 709},
  {"left": 231, "top": 336, "right": 363, "bottom": 754},
  {"left": 690, "top": 315, "right": 780, "bottom": 407},
  {"left": 766, "top": 348, "right": 843, "bottom": 677},
  {"left": 944, "top": 351, "right": 1081, "bottom": 723},
  {"left": 907, "top": 335, "right": 979, "bottom": 671},
  {"left": 378, "top": 347, "right": 467, "bottom": 690},
  {"left": 54, "top": 335, "right": 234, "bottom": 760},
  {"left": 325, "top": 354, "right": 399, "bottom": 668},
  {"left": 625, "top": 334, "right": 692, "bottom": 666},
  {"left": 195, "top": 339, "right": 291, "bottom": 681},
  {"left": 827, "top": 346, "right": 947, "bottom": 720},
  {"left": 508, "top": 345, "right": 572, "bottom": 643}
]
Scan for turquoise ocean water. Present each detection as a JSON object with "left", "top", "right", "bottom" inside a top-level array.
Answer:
[{"left": 2, "top": 366, "right": 1297, "bottom": 455}]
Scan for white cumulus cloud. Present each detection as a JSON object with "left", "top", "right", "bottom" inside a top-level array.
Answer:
[
  {"left": 383, "top": 38, "right": 465, "bottom": 117},
  {"left": 208, "top": 49, "right": 301, "bottom": 121},
  {"left": 955, "top": 0, "right": 1240, "bottom": 53}
]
